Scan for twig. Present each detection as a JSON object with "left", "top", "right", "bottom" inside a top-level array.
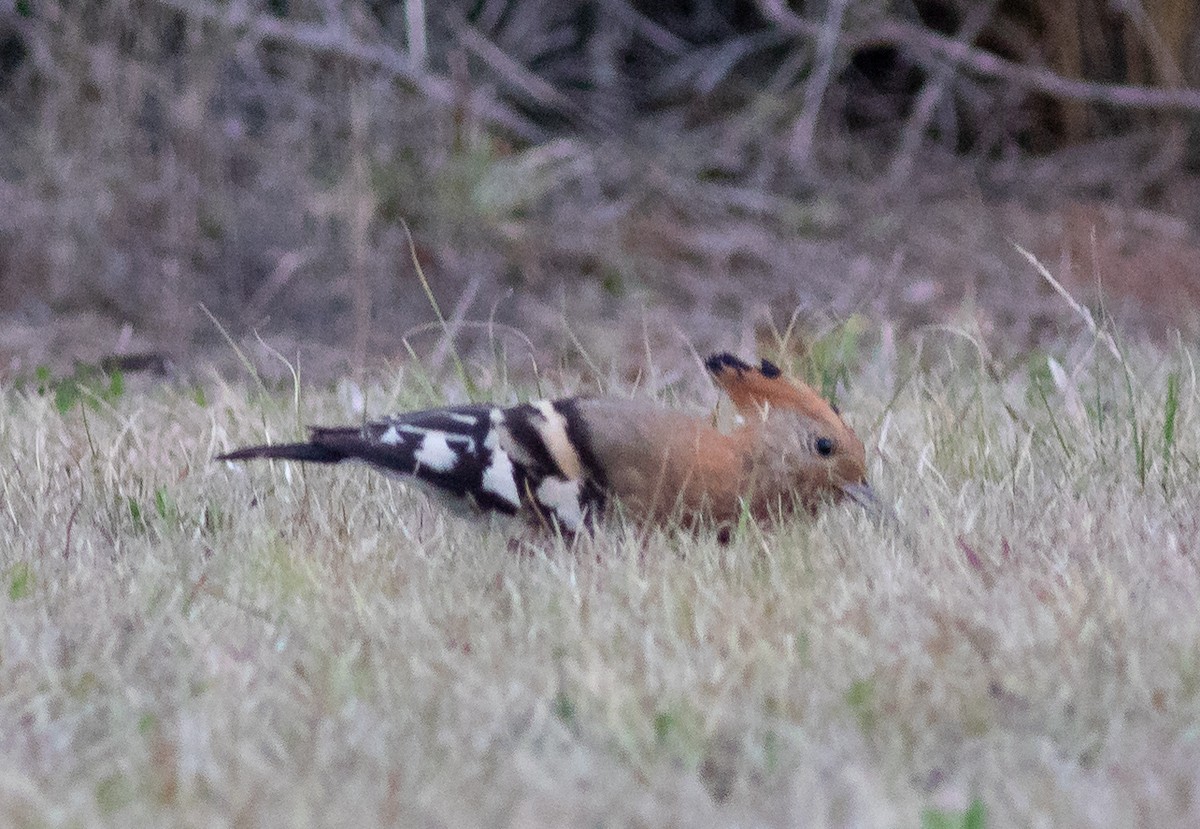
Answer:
[
  {"left": 404, "top": 0, "right": 428, "bottom": 71},
  {"left": 604, "top": 0, "right": 690, "bottom": 56},
  {"left": 63, "top": 496, "right": 82, "bottom": 561},
  {"left": 401, "top": 221, "right": 479, "bottom": 400},
  {"left": 243, "top": 249, "right": 314, "bottom": 324},
  {"left": 789, "top": 0, "right": 849, "bottom": 168},
  {"left": 454, "top": 23, "right": 600, "bottom": 131},
  {"left": 886, "top": 1, "right": 998, "bottom": 186},
  {"left": 1012, "top": 242, "right": 1123, "bottom": 363},
  {"left": 349, "top": 86, "right": 373, "bottom": 381},
  {"left": 146, "top": 0, "right": 545, "bottom": 141},
  {"left": 429, "top": 274, "right": 483, "bottom": 372}
]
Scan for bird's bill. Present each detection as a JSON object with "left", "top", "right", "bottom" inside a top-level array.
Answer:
[{"left": 840, "top": 481, "right": 896, "bottom": 523}]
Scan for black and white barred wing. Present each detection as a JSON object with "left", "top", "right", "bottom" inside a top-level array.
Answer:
[
  {"left": 495, "top": 399, "right": 608, "bottom": 531},
  {"left": 331, "top": 405, "right": 531, "bottom": 514},
  {"left": 343, "top": 399, "right": 609, "bottom": 531},
  {"left": 218, "top": 401, "right": 606, "bottom": 531}
]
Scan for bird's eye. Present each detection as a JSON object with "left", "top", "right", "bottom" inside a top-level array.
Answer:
[{"left": 814, "top": 436, "right": 835, "bottom": 457}]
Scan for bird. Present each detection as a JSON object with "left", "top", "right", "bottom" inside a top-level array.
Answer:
[{"left": 216, "top": 353, "right": 878, "bottom": 534}]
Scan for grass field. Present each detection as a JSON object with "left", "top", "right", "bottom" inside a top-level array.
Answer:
[{"left": 1, "top": 329, "right": 1197, "bottom": 828}]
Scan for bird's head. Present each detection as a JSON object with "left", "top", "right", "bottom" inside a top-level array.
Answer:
[{"left": 704, "top": 352, "right": 878, "bottom": 513}]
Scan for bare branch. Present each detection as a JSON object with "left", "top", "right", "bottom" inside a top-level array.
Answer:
[
  {"left": 878, "top": 18, "right": 1200, "bottom": 112},
  {"left": 455, "top": 24, "right": 585, "bottom": 122},
  {"left": 757, "top": 0, "right": 1200, "bottom": 115},
  {"left": 789, "top": 0, "right": 850, "bottom": 168}
]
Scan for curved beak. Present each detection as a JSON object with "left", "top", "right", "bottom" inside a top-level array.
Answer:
[{"left": 840, "top": 481, "right": 895, "bottom": 524}]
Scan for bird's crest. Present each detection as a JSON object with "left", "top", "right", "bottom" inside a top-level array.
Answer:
[{"left": 704, "top": 352, "right": 844, "bottom": 430}]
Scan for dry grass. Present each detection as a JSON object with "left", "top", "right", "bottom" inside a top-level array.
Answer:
[{"left": 1, "top": 330, "right": 1198, "bottom": 827}]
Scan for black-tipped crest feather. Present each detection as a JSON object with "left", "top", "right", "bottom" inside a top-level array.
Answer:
[{"left": 705, "top": 352, "right": 752, "bottom": 375}]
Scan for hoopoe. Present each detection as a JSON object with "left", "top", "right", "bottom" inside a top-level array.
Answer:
[{"left": 217, "top": 353, "right": 877, "bottom": 534}]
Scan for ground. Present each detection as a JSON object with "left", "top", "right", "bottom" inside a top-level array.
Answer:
[{"left": 1, "top": 318, "right": 1196, "bottom": 826}]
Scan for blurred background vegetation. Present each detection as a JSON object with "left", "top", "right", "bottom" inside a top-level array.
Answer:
[{"left": 2, "top": 0, "right": 1199, "bottom": 379}]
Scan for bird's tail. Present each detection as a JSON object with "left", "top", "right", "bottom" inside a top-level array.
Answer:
[{"left": 215, "top": 442, "right": 348, "bottom": 464}]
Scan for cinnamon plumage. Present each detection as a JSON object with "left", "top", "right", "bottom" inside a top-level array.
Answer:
[{"left": 217, "top": 353, "right": 877, "bottom": 533}]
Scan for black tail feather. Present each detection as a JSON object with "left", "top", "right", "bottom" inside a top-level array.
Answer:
[{"left": 216, "top": 442, "right": 348, "bottom": 464}]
